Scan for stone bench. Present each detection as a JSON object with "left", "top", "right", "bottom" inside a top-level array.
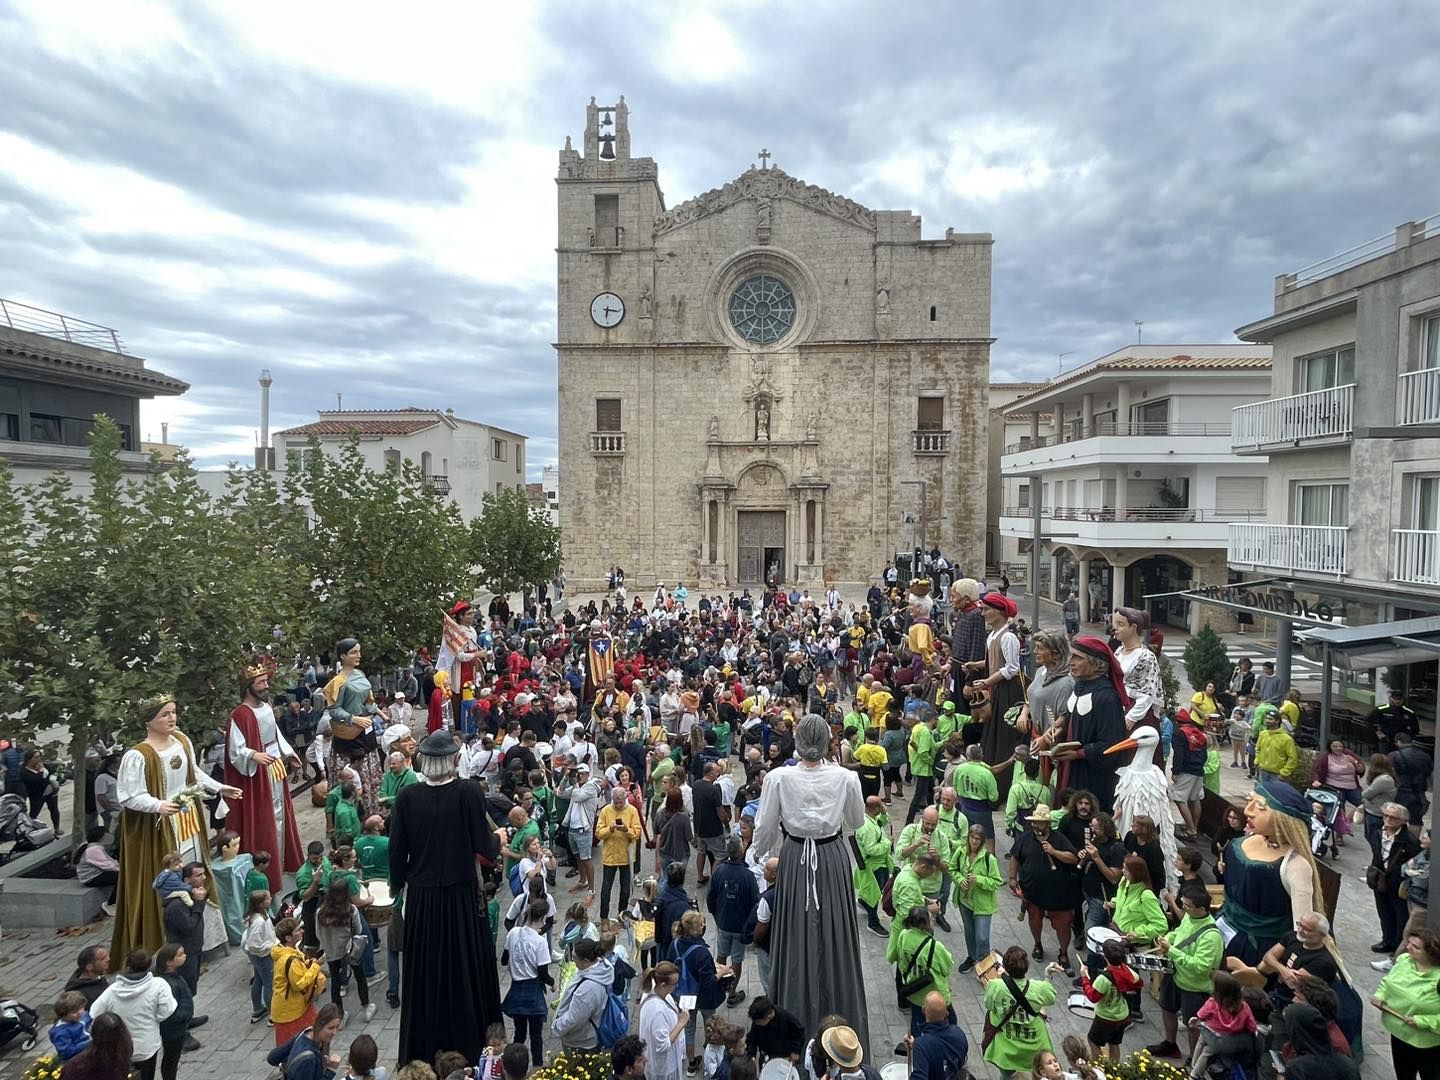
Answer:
[{"left": 0, "top": 835, "right": 106, "bottom": 928}]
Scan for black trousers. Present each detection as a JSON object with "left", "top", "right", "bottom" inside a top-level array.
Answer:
[
  {"left": 1392, "top": 1033, "right": 1440, "bottom": 1080},
  {"left": 1376, "top": 887, "right": 1409, "bottom": 949},
  {"left": 906, "top": 776, "right": 935, "bottom": 823},
  {"left": 159, "top": 1038, "right": 184, "bottom": 1080},
  {"left": 134, "top": 1053, "right": 158, "bottom": 1080},
  {"left": 600, "top": 863, "right": 632, "bottom": 919},
  {"left": 329, "top": 959, "right": 370, "bottom": 1015},
  {"left": 513, "top": 1014, "right": 545, "bottom": 1066}
]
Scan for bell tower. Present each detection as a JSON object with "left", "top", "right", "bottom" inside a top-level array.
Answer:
[{"left": 555, "top": 95, "right": 665, "bottom": 345}]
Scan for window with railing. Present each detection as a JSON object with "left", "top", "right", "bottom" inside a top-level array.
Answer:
[
  {"left": 1399, "top": 315, "right": 1440, "bottom": 425},
  {"left": 596, "top": 399, "right": 622, "bottom": 432},
  {"left": 917, "top": 395, "right": 944, "bottom": 430},
  {"left": 1298, "top": 346, "right": 1355, "bottom": 392},
  {"left": 1295, "top": 482, "right": 1349, "bottom": 527}
]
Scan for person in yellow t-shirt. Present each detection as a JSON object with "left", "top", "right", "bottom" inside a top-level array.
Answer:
[
  {"left": 867, "top": 687, "right": 894, "bottom": 726},
  {"left": 852, "top": 728, "right": 889, "bottom": 801}
]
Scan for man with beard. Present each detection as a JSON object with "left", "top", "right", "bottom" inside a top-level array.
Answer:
[{"left": 225, "top": 662, "right": 304, "bottom": 892}]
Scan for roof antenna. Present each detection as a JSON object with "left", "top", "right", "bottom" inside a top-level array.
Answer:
[
  {"left": 1134, "top": 320, "right": 1144, "bottom": 344},
  {"left": 1057, "top": 351, "right": 1071, "bottom": 377},
  {"left": 337, "top": 393, "right": 343, "bottom": 410}
]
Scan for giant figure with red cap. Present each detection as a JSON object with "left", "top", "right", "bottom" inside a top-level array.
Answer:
[
  {"left": 438, "top": 599, "right": 484, "bottom": 719},
  {"left": 225, "top": 661, "right": 304, "bottom": 891},
  {"left": 969, "top": 592, "right": 1026, "bottom": 797},
  {"left": 1037, "top": 635, "right": 1129, "bottom": 808}
]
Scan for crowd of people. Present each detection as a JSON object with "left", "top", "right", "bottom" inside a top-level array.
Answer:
[{"left": 10, "top": 570, "right": 1438, "bottom": 1080}]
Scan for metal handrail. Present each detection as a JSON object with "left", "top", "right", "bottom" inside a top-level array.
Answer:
[
  {"left": 1001, "top": 505, "right": 1267, "bottom": 522},
  {"left": 1003, "top": 420, "right": 1230, "bottom": 454},
  {"left": 0, "top": 297, "right": 123, "bottom": 354},
  {"left": 1286, "top": 211, "right": 1440, "bottom": 288}
]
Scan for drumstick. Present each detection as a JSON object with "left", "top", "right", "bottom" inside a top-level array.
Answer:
[{"left": 1372, "top": 998, "right": 1410, "bottom": 1023}]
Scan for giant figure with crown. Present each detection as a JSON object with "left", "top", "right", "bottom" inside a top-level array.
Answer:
[{"left": 225, "top": 659, "right": 304, "bottom": 891}]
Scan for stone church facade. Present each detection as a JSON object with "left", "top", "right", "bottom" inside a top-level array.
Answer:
[{"left": 556, "top": 97, "right": 993, "bottom": 592}]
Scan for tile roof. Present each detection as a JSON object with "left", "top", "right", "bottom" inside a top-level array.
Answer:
[
  {"left": 1098, "top": 354, "right": 1271, "bottom": 371},
  {"left": 276, "top": 419, "right": 439, "bottom": 437}
]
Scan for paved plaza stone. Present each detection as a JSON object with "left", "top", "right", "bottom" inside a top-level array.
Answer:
[{"left": 0, "top": 750, "right": 1406, "bottom": 1080}]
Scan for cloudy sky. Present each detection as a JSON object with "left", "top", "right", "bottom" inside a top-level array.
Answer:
[{"left": 2, "top": 1, "right": 1438, "bottom": 474}]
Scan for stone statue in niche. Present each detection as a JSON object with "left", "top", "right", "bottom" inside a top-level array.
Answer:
[
  {"left": 806, "top": 412, "right": 818, "bottom": 441},
  {"left": 587, "top": 226, "right": 595, "bottom": 247},
  {"left": 707, "top": 414, "right": 720, "bottom": 441},
  {"left": 615, "top": 225, "right": 625, "bottom": 248},
  {"left": 755, "top": 402, "right": 770, "bottom": 442},
  {"left": 639, "top": 285, "right": 653, "bottom": 318},
  {"left": 876, "top": 285, "right": 891, "bottom": 316},
  {"left": 756, "top": 198, "right": 772, "bottom": 243}
]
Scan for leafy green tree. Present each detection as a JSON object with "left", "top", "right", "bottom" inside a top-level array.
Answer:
[
  {"left": 1157, "top": 650, "right": 1181, "bottom": 716},
  {"left": 280, "top": 436, "right": 471, "bottom": 674},
  {"left": 0, "top": 418, "right": 304, "bottom": 849},
  {"left": 468, "top": 486, "right": 563, "bottom": 598},
  {"left": 1182, "top": 623, "right": 1233, "bottom": 698}
]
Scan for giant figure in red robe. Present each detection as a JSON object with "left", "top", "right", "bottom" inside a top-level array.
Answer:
[{"left": 224, "top": 663, "right": 304, "bottom": 892}]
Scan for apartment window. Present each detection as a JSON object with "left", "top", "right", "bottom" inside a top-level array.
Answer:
[
  {"left": 1294, "top": 482, "right": 1349, "bottom": 527},
  {"left": 596, "top": 398, "right": 622, "bottom": 432},
  {"left": 29, "top": 413, "right": 62, "bottom": 444},
  {"left": 916, "top": 396, "right": 944, "bottom": 430},
  {"left": 515, "top": 444, "right": 522, "bottom": 474},
  {"left": 383, "top": 449, "right": 401, "bottom": 471},
  {"left": 1017, "top": 483, "right": 1030, "bottom": 510},
  {"left": 0, "top": 412, "right": 16, "bottom": 440},
  {"left": 1406, "top": 475, "right": 1440, "bottom": 531},
  {"left": 1298, "top": 346, "right": 1355, "bottom": 391},
  {"left": 420, "top": 450, "right": 432, "bottom": 477},
  {"left": 1422, "top": 315, "right": 1440, "bottom": 371},
  {"left": 1131, "top": 398, "right": 1170, "bottom": 434},
  {"left": 496, "top": 482, "right": 504, "bottom": 496},
  {"left": 491, "top": 438, "right": 506, "bottom": 461}
]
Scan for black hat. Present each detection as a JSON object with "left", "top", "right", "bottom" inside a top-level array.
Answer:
[{"left": 416, "top": 732, "right": 459, "bottom": 758}]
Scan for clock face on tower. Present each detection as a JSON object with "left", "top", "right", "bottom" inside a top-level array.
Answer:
[{"left": 590, "top": 292, "right": 625, "bottom": 328}]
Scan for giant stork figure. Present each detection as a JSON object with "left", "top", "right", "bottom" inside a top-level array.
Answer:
[{"left": 1104, "top": 724, "right": 1177, "bottom": 887}]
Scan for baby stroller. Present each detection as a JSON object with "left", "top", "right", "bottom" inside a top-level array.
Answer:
[
  {"left": 0, "top": 793, "right": 56, "bottom": 865},
  {"left": 1305, "top": 787, "right": 1341, "bottom": 860},
  {"left": 0, "top": 998, "right": 39, "bottom": 1053}
]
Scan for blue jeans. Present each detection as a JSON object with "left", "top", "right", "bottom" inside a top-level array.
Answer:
[
  {"left": 938, "top": 872, "right": 953, "bottom": 915},
  {"left": 387, "top": 944, "right": 401, "bottom": 1000},
  {"left": 361, "top": 926, "right": 378, "bottom": 979},
  {"left": 958, "top": 906, "right": 991, "bottom": 964},
  {"left": 249, "top": 952, "right": 273, "bottom": 1014},
  {"left": 1365, "top": 812, "right": 1383, "bottom": 855}
]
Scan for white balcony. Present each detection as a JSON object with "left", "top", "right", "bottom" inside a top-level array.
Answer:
[
  {"left": 1230, "top": 384, "right": 1354, "bottom": 452},
  {"left": 1001, "top": 422, "right": 1236, "bottom": 475},
  {"left": 589, "top": 431, "right": 625, "bottom": 455},
  {"left": 999, "top": 506, "right": 1264, "bottom": 549},
  {"left": 912, "top": 429, "right": 950, "bottom": 454},
  {"left": 1228, "top": 523, "right": 1348, "bottom": 576},
  {"left": 1393, "top": 529, "right": 1440, "bottom": 586},
  {"left": 1398, "top": 368, "right": 1440, "bottom": 426}
]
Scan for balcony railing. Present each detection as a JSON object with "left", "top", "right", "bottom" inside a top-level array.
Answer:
[
  {"left": 1003, "top": 421, "right": 1229, "bottom": 454},
  {"left": 590, "top": 431, "right": 625, "bottom": 455},
  {"left": 912, "top": 429, "right": 951, "bottom": 454},
  {"left": 1000, "top": 506, "right": 1266, "bottom": 523},
  {"left": 1230, "top": 384, "right": 1354, "bottom": 450},
  {"left": 1393, "top": 529, "right": 1440, "bottom": 586},
  {"left": 1228, "top": 523, "right": 1348, "bottom": 576},
  {"left": 1398, "top": 367, "right": 1440, "bottom": 426},
  {"left": 423, "top": 473, "right": 451, "bottom": 495},
  {"left": 0, "top": 297, "right": 124, "bottom": 354}
]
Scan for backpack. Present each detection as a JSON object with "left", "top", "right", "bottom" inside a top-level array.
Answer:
[
  {"left": 507, "top": 862, "right": 525, "bottom": 896},
  {"left": 593, "top": 988, "right": 630, "bottom": 1049},
  {"left": 672, "top": 941, "right": 704, "bottom": 997}
]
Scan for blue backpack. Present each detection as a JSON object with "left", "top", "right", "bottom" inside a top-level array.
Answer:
[
  {"left": 594, "top": 988, "right": 630, "bottom": 1048},
  {"left": 672, "top": 941, "right": 704, "bottom": 997}
]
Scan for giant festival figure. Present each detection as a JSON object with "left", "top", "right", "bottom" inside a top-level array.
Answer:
[{"left": 225, "top": 661, "right": 303, "bottom": 892}]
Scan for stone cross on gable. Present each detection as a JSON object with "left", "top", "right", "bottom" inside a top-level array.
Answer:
[{"left": 757, "top": 148, "right": 771, "bottom": 170}]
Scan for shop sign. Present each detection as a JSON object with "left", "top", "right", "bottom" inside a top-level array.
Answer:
[{"left": 1187, "top": 583, "right": 1335, "bottom": 622}]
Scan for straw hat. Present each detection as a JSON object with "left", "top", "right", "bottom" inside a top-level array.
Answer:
[{"left": 820, "top": 1027, "right": 863, "bottom": 1071}]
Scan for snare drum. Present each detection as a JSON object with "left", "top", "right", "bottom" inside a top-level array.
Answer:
[
  {"left": 760, "top": 1058, "right": 799, "bottom": 1080},
  {"left": 367, "top": 880, "right": 394, "bottom": 928},
  {"left": 879, "top": 1064, "right": 909, "bottom": 1080},
  {"left": 1087, "top": 925, "right": 1123, "bottom": 956},
  {"left": 1066, "top": 990, "right": 1096, "bottom": 1018},
  {"left": 1126, "top": 949, "right": 1173, "bottom": 973},
  {"left": 974, "top": 950, "right": 1005, "bottom": 986},
  {"left": 535, "top": 741, "right": 554, "bottom": 761}
]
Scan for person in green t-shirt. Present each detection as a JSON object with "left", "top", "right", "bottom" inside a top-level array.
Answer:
[
  {"left": 1005, "top": 755, "right": 1053, "bottom": 836},
  {"left": 379, "top": 751, "right": 419, "bottom": 810},
  {"left": 982, "top": 946, "right": 1058, "bottom": 1076},
  {"left": 355, "top": 815, "right": 390, "bottom": 885},
  {"left": 331, "top": 780, "right": 363, "bottom": 845},
  {"left": 905, "top": 711, "right": 937, "bottom": 824},
  {"left": 503, "top": 806, "right": 540, "bottom": 876},
  {"left": 244, "top": 853, "right": 272, "bottom": 899},
  {"left": 1077, "top": 938, "right": 1141, "bottom": 1061},
  {"left": 295, "top": 841, "right": 331, "bottom": 948},
  {"left": 952, "top": 743, "right": 1000, "bottom": 848}
]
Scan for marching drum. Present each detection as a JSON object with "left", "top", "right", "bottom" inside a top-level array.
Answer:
[
  {"left": 535, "top": 741, "right": 554, "bottom": 761},
  {"left": 1066, "top": 990, "right": 1096, "bottom": 1018},
  {"left": 367, "top": 880, "right": 394, "bottom": 928},
  {"left": 880, "top": 1064, "right": 909, "bottom": 1080},
  {"left": 1126, "top": 948, "right": 1173, "bottom": 973},
  {"left": 760, "top": 1059, "right": 799, "bottom": 1080},
  {"left": 1087, "top": 925, "right": 1123, "bottom": 957},
  {"left": 974, "top": 950, "right": 1005, "bottom": 986}
]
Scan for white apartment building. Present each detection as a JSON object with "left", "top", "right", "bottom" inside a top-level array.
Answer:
[
  {"left": 1224, "top": 214, "right": 1440, "bottom": 721},
  {"left": 273, "top": 407, "right": 528, "bottom": 522},
  {"left": 541, "top": 464, "right": 560, "bottom": 527},
  {"left": 999, "top": 345, "right": 1272, "bottom": 632}
]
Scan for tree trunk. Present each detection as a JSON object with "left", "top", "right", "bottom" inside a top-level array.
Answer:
[{"left": 67, "top": 728, "right": 89, "bottom": 856}]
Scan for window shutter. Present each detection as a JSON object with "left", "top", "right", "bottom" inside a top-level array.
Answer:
[{"left": 596, "top": 399, "right": 622, "bottom": 432}]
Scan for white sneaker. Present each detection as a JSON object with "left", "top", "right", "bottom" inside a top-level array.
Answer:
[
  {"left": 101, "top": 901, "right": 116, "bottom": 917},
  {"left": 1370, "top": 959, "right": 1394, "bottom": 973},
  {"left": 363, "top": 1003, "right": 377, "bottom": 1023}
]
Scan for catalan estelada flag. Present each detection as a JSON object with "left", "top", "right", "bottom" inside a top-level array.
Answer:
[{"left": 587, "top": 632, "right": 614, "bottom": 689}]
